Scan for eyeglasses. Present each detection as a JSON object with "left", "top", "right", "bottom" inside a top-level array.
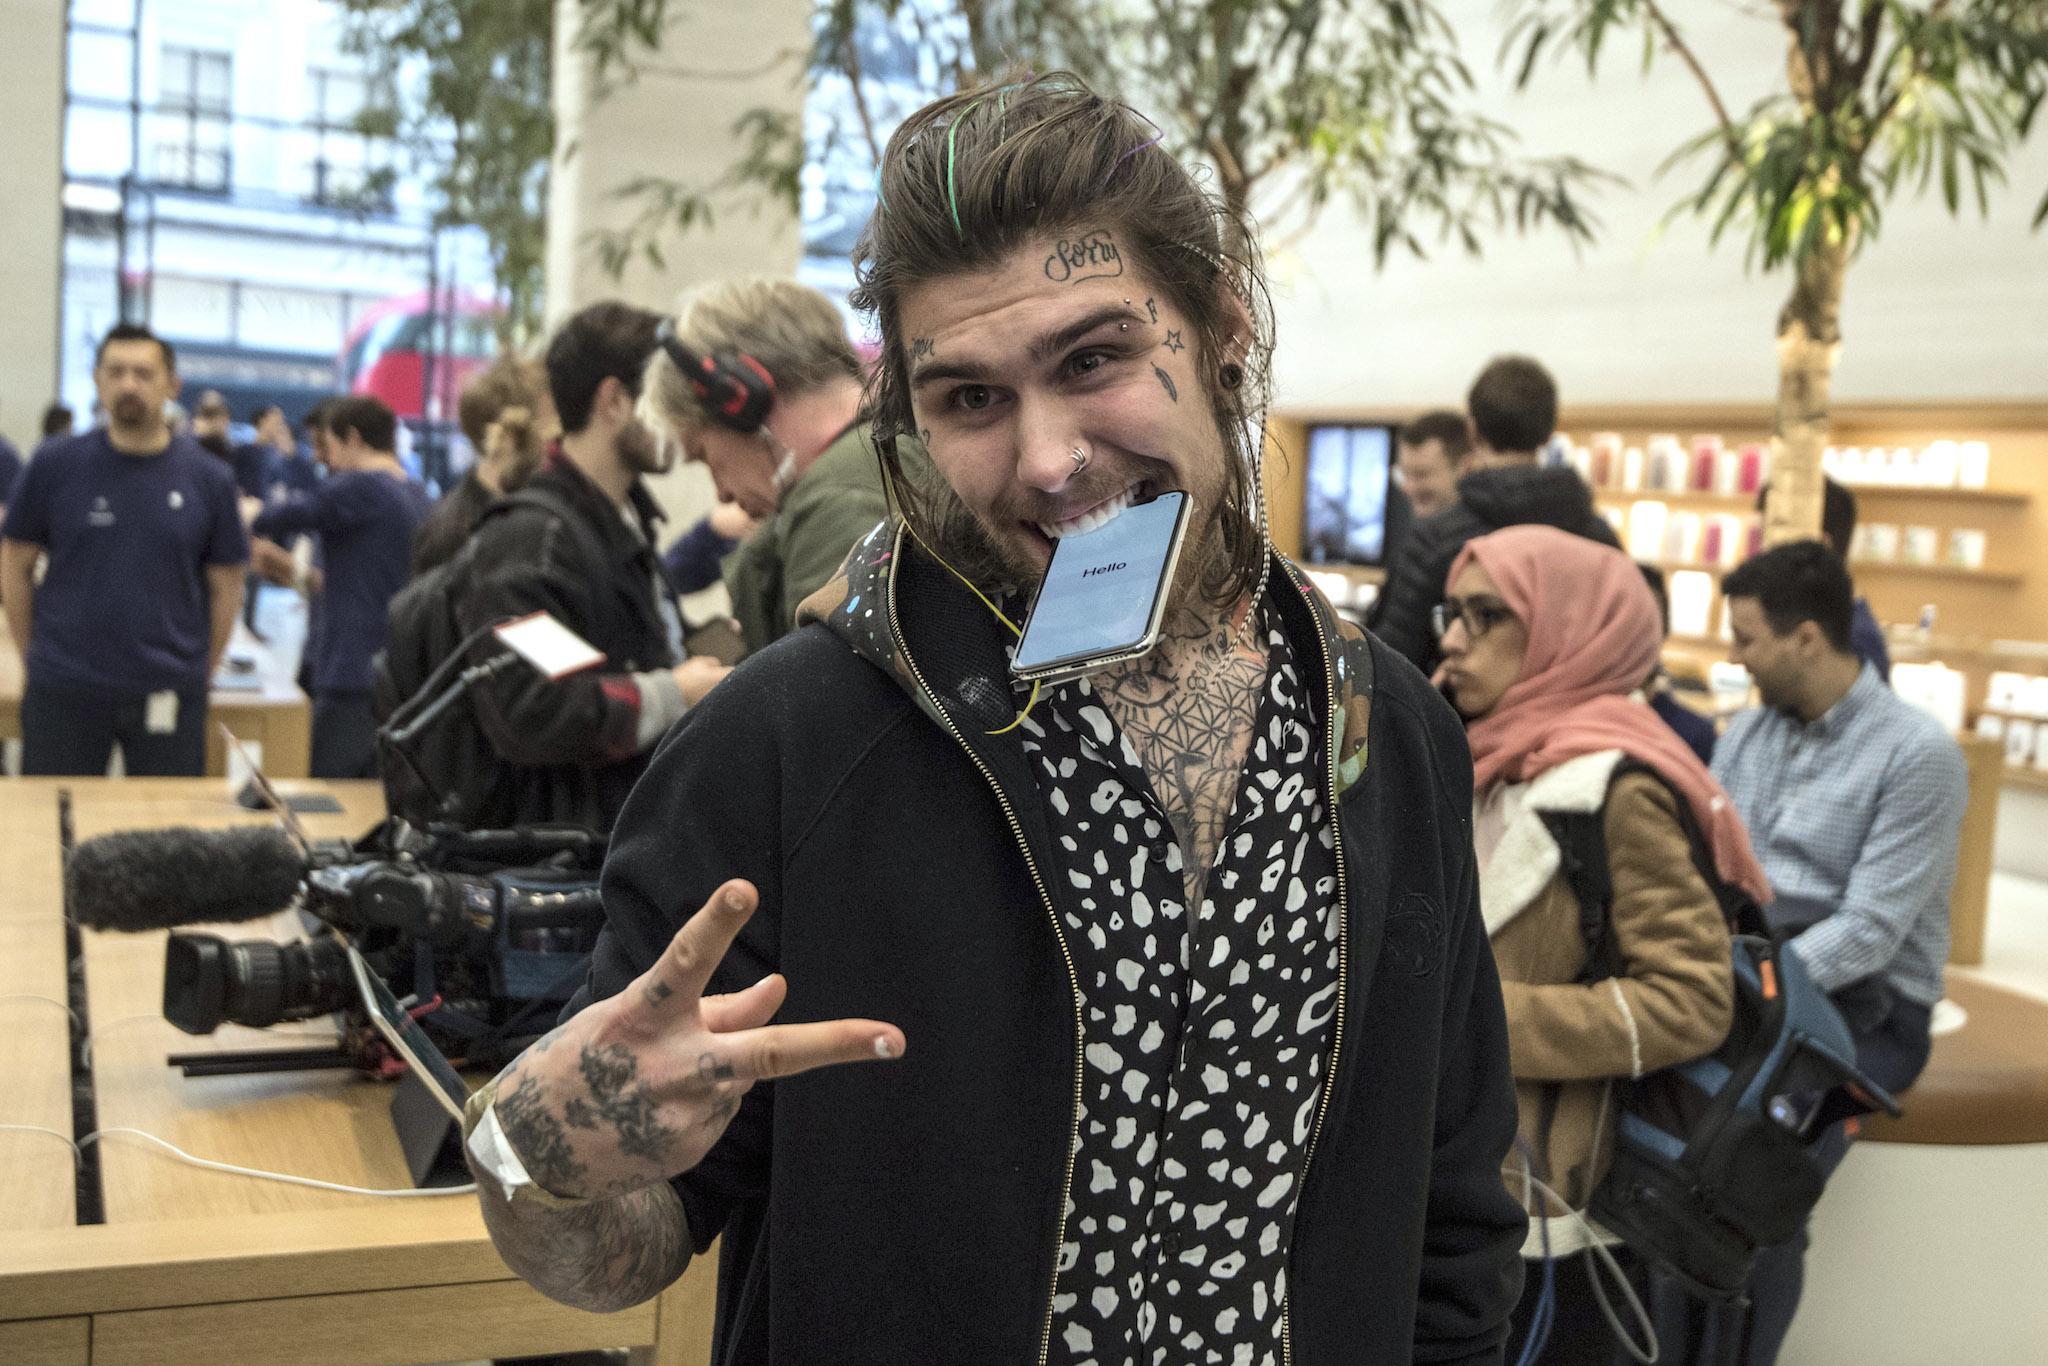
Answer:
[{"left": 1432, "top": 595, "right": 1515, "bottom": 643}]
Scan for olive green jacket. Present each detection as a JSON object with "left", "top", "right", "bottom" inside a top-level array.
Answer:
[{"left": 723, "top": 421, "right": 893, "bottom": 657}]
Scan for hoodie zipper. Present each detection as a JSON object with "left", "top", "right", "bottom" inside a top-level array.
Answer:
[
  {"left": 1281, "top": 565, "right": 1352, "bottom": 1366},
  {"left": 883, "top": 530, "right": 1083, "bottom": 1366}
]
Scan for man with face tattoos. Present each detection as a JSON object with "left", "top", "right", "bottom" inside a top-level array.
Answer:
[
  {"left": 462, "top": 79, "right": 1525, "bottom": 1366},
  {"left": 450, "top": 301, "right": 730, "bottom": 834}
]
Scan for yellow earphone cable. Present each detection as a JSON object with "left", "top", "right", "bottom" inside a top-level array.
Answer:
[{"left": 882, "top": 456, "right": 1044, "bottom": 735}]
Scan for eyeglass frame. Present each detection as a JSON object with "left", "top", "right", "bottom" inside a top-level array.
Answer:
[{"left": 1431, "top": 594, "right": 1516, "bottom": 643}]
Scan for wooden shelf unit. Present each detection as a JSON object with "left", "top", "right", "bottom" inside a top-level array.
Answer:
[
  {"left": 1846, "top": 486, "right": 2031, "bottom": 506},
  {"left": 1853, "top": 562, "right": 2023, "bottom": 585},
  {"left": 2002, "top": 766, "right": 2048, "bottom": 795},
  {"left": 1264, "top": 401, "right": 2048, "bottom": 642},
  {"left": 1594, "top": 485, "right": 2030, "bottom": 508},
  {"left": 1593, "top": 489, "right": 1760, "bottom": 510}
]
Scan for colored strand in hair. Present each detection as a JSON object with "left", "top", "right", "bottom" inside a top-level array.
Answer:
[
  {"left": 872, "top": 163, "right": 889, "bottom": 216},
  {"left": 944, "top": 89, "right": 1000, "bottom": 239},
  {"left": 1111, "top": 131, "right": 1163, "bottom": 179}
]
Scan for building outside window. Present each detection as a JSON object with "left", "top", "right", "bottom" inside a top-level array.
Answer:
[
  {"left": 154, "top": 44, "right": 231, "bottom": 193},
  {"left": 306, "top": 65, "right": 391, "bottom": 211}
]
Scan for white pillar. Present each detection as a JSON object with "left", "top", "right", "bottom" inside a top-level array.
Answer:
[
  {"left": 545, "top": 0, "right": 812, "bottom": 530},
  {"left": 0, "top": 0, "right": 66, "bottom": 452}
]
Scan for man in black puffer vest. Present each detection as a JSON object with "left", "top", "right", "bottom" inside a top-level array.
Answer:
[{"left": 1370, "top": 356, "right": 1619, "bottom": 676}]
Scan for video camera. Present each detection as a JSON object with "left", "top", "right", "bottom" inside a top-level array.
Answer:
[{"left": 68, "top": 818, "right": 607, "bottom": 1074}]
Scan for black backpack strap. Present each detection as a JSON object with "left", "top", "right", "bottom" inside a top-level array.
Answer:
[
  {"left": 1612, "top": 758, "right": 1775, "bottom": 942},
  {"left": 1541, "top": 802, "right": 1622, "bottom": 986}
]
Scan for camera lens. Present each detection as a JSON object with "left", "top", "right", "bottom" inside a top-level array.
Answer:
[{"left": 163, "top": 933, "right": 354, "bottom": 1034}]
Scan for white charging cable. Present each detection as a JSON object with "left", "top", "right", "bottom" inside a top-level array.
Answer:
[
  {"left": 1506, "top": 1158, "right": 1661, "bottom": 1365},
  {"left": 0, "top": 1124, "right": 474, "bottom": 1198}
]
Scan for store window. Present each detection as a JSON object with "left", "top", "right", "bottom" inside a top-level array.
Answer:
[
  {"left": 154, "top": 44, "right": 232, "bottom": 193},
  {"left": 307, "top": 66, "right": 392, "bottom": 211}
]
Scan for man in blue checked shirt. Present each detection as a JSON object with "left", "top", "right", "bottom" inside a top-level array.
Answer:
[{"left": 1713, "top": 539, "right": 1966, "bottom": 1364}]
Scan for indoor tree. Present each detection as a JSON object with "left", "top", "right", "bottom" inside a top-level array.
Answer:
[
  {"left": 337, "top": 0, "right": 556, "bottom": 344},
  {"left": 577, "top": 0, "right": 1611, "bottom": 274},
  {"left": 1507, "top": 0, "right": 2048, "bottom": 542}
]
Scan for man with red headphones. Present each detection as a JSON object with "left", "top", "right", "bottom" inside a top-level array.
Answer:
[{"left": 643, "top": 278, "right": 899, "bottom": 657}]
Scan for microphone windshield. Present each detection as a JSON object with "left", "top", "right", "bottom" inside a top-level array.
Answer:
[{"left": 67, "top": 825, "right": 308, "bottom": 932}]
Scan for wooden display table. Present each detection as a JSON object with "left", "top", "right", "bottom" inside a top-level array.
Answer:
[
  {"left": 0, "top": 624, "right": 310, "bottom": 779},
  {"left": 1864, "top": 975, "right": 2048, "bottom": 1147},
  {"left": 0, "top": 779, "right": 714, "bottom": 1366},
  {"left": 0, "top": 782, "right": 78, "bottom": 1235}
]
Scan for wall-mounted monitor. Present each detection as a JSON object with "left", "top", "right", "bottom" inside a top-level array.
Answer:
[{"left": 1302, "top": 423, "right": 1396, "bottom": 566}]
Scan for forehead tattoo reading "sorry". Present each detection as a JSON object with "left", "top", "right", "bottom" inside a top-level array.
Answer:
[{"left": 1043, "top": 231, "right": 1124, "bottom": 284}]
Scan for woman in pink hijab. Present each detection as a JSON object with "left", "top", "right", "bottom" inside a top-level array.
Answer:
[{"left": 1435, "top": 524, "right": 1769, "bottom": 1364}]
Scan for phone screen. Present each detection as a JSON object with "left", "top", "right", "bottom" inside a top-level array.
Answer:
[{"left": 1013, "top": 491, "right": 1189, "bottom": 678}]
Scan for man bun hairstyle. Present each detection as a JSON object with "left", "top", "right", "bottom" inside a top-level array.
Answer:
[
  {"left": 459, "top": 355, "right": 549, "bottom": 451},
  {"left": 851, "top": 71, "right": 1275, "bottom": 607},
  {"left": 1722, "top": 540, "right": 1856, "bottom": 654},
  {"left": 1467, "top": 355, "right": 1557, "bottom": 455},
  {"left": 643, "top": 277, "right": 862, "bottom": 435}
]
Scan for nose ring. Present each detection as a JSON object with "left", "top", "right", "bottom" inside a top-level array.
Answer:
[{"left": 1070, "top": 446, "right": 1089, "bottom": 474}]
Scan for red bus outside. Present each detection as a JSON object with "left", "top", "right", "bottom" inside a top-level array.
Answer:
[{"left": 340, "top": 290, "right": 500, "bottom": 422}]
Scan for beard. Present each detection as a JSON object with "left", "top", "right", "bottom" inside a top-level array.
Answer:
[
  {"left": 617, "top": 418, "right": 670, "bottom": 476},
  {"left": 110, "top": 395, "right": 153, "bottom": 428},
  {"left": 913, "top": 460, "right": 1235, "bottom": 619}
]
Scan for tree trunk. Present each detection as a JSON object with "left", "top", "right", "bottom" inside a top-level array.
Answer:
[{"left": 1764, "top": 235, "right": 1851, "bottom": 548}]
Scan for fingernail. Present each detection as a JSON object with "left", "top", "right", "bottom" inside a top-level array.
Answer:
[
  {"left": 874, "top": 1036, "right": 896, "bottom": 1059},
  {"left": 724, "top": 886, "right": 747, "bottom": 910}
]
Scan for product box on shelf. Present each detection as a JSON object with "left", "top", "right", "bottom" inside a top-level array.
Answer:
[{"left": 1821, "top": 439, "right": 1993, "bottom": 490}]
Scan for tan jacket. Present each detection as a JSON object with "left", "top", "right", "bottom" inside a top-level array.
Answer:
[{"left": 1480, "top": 750, "right": 1734, "bottom": 1234}]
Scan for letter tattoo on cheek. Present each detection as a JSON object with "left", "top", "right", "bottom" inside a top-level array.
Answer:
[
  {"left": 1153, "top": 364, "right": 1178, "bottom": 404},
  {"left": 1145, "top": 296, "right": 1158, "bottom": 324},
  {"left": 1043, "top": 231, "right": 1125, "bottom": 284}
]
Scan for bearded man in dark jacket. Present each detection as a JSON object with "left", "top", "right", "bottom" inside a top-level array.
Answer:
[
  {"left": 1370, "top": 356, "right": 1620, "bottom": 676},
  {"left": 462, "top": 75, "right": 1527, "bottom": 1366}
]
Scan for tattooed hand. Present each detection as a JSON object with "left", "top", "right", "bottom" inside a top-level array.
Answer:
[{"left": 491, "top": 879, "right": 906, "bottom": 1200}]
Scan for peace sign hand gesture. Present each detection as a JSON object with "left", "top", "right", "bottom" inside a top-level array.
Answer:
[{"left": 489, "top": 879, "right": 905, "bottom": 1201}]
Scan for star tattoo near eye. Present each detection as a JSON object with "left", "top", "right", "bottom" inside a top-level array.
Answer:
[{"left": 1163, "top": 329, "right": 1185, "bottom": 354}]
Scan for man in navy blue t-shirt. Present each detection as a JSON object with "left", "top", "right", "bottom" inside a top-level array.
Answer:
[
  {"left": 1, "top": 324, "right": 250, "bottom": 776},
  {"left": 252, "top": 395, "right": 431, "bottom": 778}
]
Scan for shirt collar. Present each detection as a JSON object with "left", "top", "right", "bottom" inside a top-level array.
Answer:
[{"left": 1804, "top": 661, "right": 1882, "bottom": 737}]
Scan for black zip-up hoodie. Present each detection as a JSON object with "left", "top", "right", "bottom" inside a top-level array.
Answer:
[
  {"left": 574, "top": 521, "right": 1526, "bottom": 1365},
  {"left": 1369, "top": 464, "right": 1621, "bottom": 677}
]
